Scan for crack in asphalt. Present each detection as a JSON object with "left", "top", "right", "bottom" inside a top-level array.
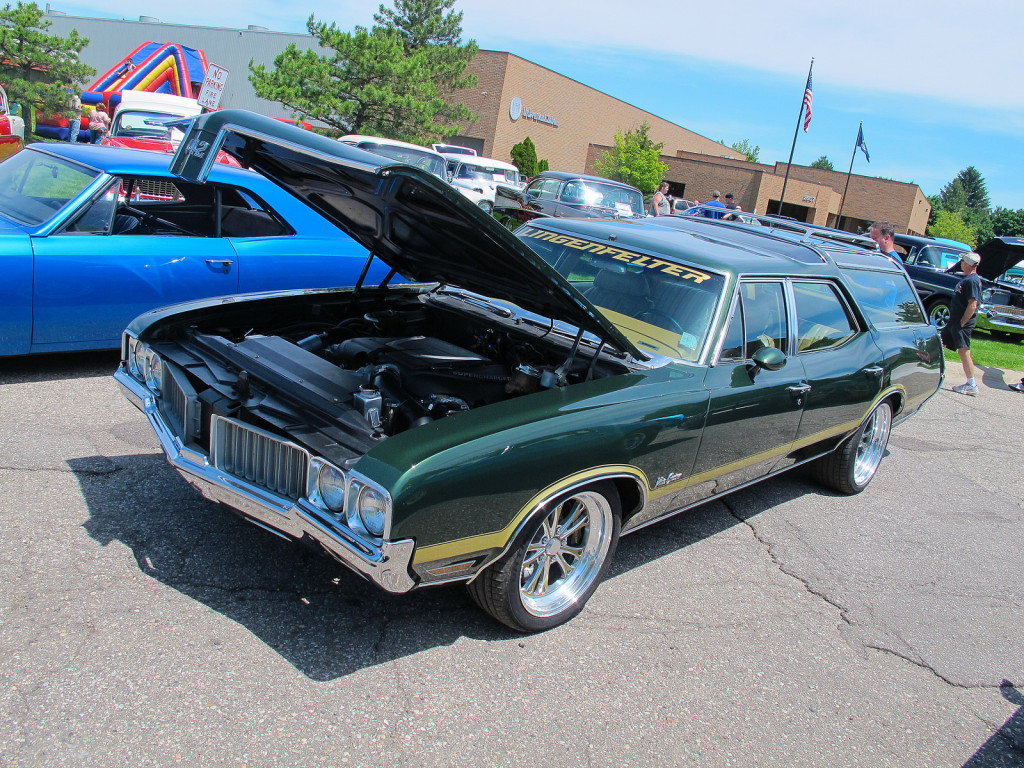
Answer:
[
  {"left": 722, "top": 497, "right": 1018, "bottom": 695},
  {"left": 721, "top": 497, "right": 851, "bottom": 625}
]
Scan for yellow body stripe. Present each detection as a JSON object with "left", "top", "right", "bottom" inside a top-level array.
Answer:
[{"left": 412, "top": 386, "right": 905, "bottom": 563}]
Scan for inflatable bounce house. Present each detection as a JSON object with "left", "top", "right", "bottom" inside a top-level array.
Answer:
[{"left": 36, "top": 42, "right": 208, "bottom": 142}]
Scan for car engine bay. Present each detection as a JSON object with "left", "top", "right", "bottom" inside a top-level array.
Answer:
[{"left": 160, "top": 292, "right": 634, "bottom": 453}]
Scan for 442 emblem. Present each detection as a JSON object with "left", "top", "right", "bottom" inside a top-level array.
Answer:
[{"left": 185, "top": 138, "right": 209, "bottom": 159}]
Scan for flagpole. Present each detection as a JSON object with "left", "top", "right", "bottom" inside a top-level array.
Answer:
[
  {"left": 835, "top": 121, "right": 862, "bottom": 231},
  {"left": 776, "top": 57, "right": 813, "bottom": 216}
]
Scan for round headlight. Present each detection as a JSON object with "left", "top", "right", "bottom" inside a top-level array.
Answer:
[
  {"left": 144, "top": 351, "right": 162, "bottom": 393},
  {"left": 317, "top": 464, "right": 346, "bottom": 512},
  {"left": 355, "top": 485, "right": 387, "bottom": 537},
  {"left": 130, "top": 341, "right": 146, "bottom": 378}
]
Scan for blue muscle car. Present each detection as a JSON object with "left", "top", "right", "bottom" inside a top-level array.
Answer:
[{"left": 0, "top": 143, "right": 382, "bottom": 356}]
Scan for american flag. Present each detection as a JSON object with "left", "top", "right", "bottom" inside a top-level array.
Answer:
[{"left": 802, "top": 65, "right": 814, "bottom": 132}]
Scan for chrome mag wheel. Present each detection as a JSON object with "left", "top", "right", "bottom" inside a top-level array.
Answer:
[
  {"left": 853, "top": 401, "right": 892, "bottom": 487},
  {"left": 929, "top": 301, "right": 950, "bottom": 330},
  {"left": 518, "top": 490, "right": 614, "bottom": 619}
]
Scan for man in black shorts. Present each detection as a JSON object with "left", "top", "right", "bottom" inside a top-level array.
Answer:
[{"left": 941, "top": 251, "right": 983, "bottom": 396}]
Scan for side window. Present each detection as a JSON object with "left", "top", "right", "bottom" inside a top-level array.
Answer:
[
  {"left": 531, "top": 179, "right": 560, "bottom": 200},
  {"left": 742, "top": 281, "right": 788, "bottom": 358},
  {"left": 717, "top": 281, "right": 788, "bottom": 361},
  {"left": 560, "top": 181, "right": 585, "bottom": 203},
  {"left": 842, "top": 268, "right": 926, "bottom": 328},
  {"left": 793, "top": 282, "right": 858, "bottom": 352},
  {"left": 62, "top": 182, "right": 118, "bottom": 234},
  {"left": 219, "top": 187, "right": 292, "bottom": 238},
  {"left": 718, "top": 296, "right": 744, "bottom": 360}
]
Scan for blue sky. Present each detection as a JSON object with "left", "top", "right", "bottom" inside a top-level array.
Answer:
[{"left": 52, "top": 0, "right": 1024, "bottom": 208}]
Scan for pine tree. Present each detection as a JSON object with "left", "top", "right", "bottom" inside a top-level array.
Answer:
[
  {"left": 955, "top": 166, "right": 990, "bottom": 212},
  {"left": 0, "top": 2, "right": 94, "bottom": 118},
  {"left": 251, "top": 2, "right": 478, "bottom": 142},
  {"left": 510, "top": 136, "right": 538, "bottom": 177}
]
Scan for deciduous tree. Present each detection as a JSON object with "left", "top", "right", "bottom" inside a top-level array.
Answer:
[
  {"left": 928, "top": 209, "right": 976, "bottom": 246},
  {"left": 809, "top": 155, "right": 834, "bottom": 171},
  {"left": 731, "top": 138, "right": 759, "bottom": 163},
  {"left": 992, "top": 207, "right": 1024, "bottom": 238},
  {"left": 0, "top": 2, "right": 93, "bottom": 118},
  {"left": 594, "top": 123, "right": 668, "bottom": 195}
]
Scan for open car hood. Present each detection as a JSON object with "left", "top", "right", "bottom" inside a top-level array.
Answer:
[
  {"left": 170, "top": 110, "right": 642, "bottom": 359},
  {"left": 977, "top": 237, "right": 1024, "bottom": 282}
]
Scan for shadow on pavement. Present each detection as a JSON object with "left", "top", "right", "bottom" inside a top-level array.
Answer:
[
  {"left": 0, "top": 350, "right": 121, "bottom": 384},
  {"left": 962, "top": 681, "right": 1024, "bottom": 767},
  {"left": 70, "top": 452, "right": 822, "bottom": 681}
]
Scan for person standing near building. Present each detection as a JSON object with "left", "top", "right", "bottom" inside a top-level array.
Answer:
[
  {"left": 650, "top": 181, "right": 670, "bottom": 216},
  {"left": 89, "top": 104, "right": 110, "bottom": 144},
  {"left": 704, "top": 191, "right": 725, "bottom": 219},
  {"left": 942, "top": 251, "right": 984, "bottom": 397},
  {"left": 66, "top": 89, "right": 82, "bottom": 143}
]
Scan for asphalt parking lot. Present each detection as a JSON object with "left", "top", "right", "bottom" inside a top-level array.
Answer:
[{"left": 1, "top": 351, "right": 1022, "bottom": 767}]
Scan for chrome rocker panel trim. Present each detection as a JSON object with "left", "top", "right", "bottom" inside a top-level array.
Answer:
[{"left": 115, "top": 366, "right": 417, "bottom": 594}]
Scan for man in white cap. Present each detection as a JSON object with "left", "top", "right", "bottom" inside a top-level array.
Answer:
[{"left": 941, "top": 251, "right": 983, "bottom": 396}]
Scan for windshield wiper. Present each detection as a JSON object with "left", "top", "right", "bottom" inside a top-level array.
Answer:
[{"left": 436, "top": 288, "right": 515, "bottom": 318}]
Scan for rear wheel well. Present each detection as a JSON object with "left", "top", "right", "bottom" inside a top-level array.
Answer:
[{"left": 882, "top": 391, "right": 904, "bottom": 419}]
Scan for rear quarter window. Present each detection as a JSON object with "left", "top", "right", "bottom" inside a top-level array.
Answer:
[{"left": 841, "top": 268, "right": 926, "bottom": 328}]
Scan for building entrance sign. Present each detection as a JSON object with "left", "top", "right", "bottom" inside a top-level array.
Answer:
[{"left": 509, "top": 96, "right": 558, "bottom": 127}]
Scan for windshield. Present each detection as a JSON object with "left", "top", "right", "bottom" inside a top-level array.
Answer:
[
  {"left": 915, "top": 244, "right": 968, "bottom": 270},
  {"left": 453, "top": 163, "right": 519, "bottom": 184},
  {"left": 357, "top": 142, "right": 447, "bottom": 179},
  {"left": 516, "top": 225, "right": 725, "bottom": 361},
  {"left": 0, "top": 150, "right": 100, "bottom": 226},
  {"left": 109, "top": 110, "right": 185, "bottom": 141},
  {"left": 559, "top": 180, "right": 644, "bottom": 217}
]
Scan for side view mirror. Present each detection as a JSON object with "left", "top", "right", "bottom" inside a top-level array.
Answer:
[{"left": 748, "top": 346, "right": 786, "bottom": 376}]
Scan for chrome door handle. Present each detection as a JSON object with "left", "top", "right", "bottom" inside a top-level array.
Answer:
[
  {"left": 205, "top": 259, "right": 234, "bottom": 273},
  {"left": 787, "top": 383, "right": 811, "bottom": 405},
  {"left": 863, "top": 366, "right": 884, "bottom": 377}
]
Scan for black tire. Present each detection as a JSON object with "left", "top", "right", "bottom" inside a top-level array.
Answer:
[
  {"left": 468, "top": 482, "right": 621, "bottom": 632},
  {"left": 811, "top": 401, "right": 893, "bottom": 495},
  {"left": 927, "top": 299, "right": 951, "bottom": 330}
]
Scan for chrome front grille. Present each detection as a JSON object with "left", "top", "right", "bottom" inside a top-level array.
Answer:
[
  {"left": 161, "top": 361, "right": 200, "bottom": 443},
  {"left": 210, "top": 415, "right": 309, "bottom": 501}
]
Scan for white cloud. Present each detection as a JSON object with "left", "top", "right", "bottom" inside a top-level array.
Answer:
[
  {"left": 56, "top": 0, "right": 1024, "bottom": 111},
  {"left": 456, "top": 0, "right": 1024, "bottom": 111}
]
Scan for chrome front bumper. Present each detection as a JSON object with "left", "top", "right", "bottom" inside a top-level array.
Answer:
[
  {"left": 977, "top": 307, "right": 1024, "bottom": 336},
  {"left": 114, "top": 366, "right": 417, "bottom": 593}
]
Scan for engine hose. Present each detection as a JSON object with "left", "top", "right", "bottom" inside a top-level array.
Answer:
[{"left": 372, "top": 365, "right": 433, "bottom": 431}]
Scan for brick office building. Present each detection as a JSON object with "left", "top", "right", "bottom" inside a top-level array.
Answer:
[
  {"left": 456, "top": 51, "right": 930, "bottom": 235},
  {"left": 583, "top": 147, "right": 932, "bottom": 235},
  {"left": 447, "top": 50, "right": 744, "bottom": 172}
]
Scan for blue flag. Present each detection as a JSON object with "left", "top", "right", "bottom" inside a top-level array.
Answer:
[{"left": 856, "top": 125, "right": 870, "bottom": 162}]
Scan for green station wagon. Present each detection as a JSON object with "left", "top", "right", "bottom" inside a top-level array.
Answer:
[{"left": 116, "top": 112, "right": 943, "bottom": 632}]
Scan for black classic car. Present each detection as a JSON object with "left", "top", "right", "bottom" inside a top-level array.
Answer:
[
  {"left": 116, "top": 111, "right": 943, "bottom": 632},
  {"left": 893, "top": 233, "right": 1024, "bottom": 336},
  {"left": 492, "top": 170, "right": 645, "bottom": 230}
]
